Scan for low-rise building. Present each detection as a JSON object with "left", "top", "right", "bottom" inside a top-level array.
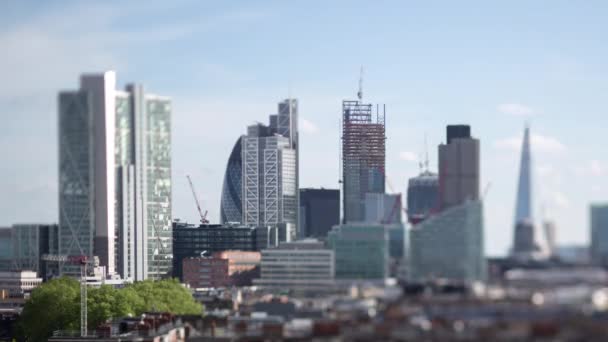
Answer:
[
  {"left": 254, "top": 240, "right": 334, "bottom": 291},
  {"left": 0, "top": 271, "right": 42, "bottom": 297},
  {"left": 172, "top": 220, "right": 274, "bottom": 280},
  {"left": 183, "top": 251, "right": 261, "bottom": 288}
]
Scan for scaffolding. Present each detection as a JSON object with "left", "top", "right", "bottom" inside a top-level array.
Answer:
[{"left": 341, "top": 100, "right": 386, "bottom": 222}]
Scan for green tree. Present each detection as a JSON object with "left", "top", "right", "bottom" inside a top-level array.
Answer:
[
  {"left": 17, "top": 277, "right": 80, "bottom": 342},
  {"left": 17, "top": 278, "right": 202, "bottom": 341},
  {"left": 126, "top": 279, "right": 202, "bottom": 315}
]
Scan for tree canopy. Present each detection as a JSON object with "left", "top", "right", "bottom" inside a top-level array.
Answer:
[{"left": 18, "top": 277, "right": 202, "bottom": 342}]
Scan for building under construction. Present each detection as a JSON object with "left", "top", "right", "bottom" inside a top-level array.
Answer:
[{"left": 341, "top": 100, "right": 386, "bottom": 222}]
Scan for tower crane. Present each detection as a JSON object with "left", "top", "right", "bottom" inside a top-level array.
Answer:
[
  {"left": 186, "top": 175, "right": 209, "bottom": 225},
  {"left": 41, "top": 254, "right": 92, "bottom": 337}
]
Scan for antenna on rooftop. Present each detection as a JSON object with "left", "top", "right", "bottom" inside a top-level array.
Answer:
[{"left": 357, "top": 66, "right": 364, "bottom": 101}]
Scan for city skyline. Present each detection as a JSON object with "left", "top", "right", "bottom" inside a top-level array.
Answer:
[{"left": 1, "top": 1, "right": 607, "bottom": 256}]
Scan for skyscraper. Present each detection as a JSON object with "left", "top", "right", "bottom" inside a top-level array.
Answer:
[
  {"left": 591, "top": 204, "right": 608, "bottom": 266},
  {"left": 407, "top": 170, "right": 439, "bottom": 224},
  {"left": 220, "top": 137, "right": 243, "bottom": 224},
  {"left": 510, "top": 126, "right": 546, "bottom": 259},
  {"left": 341, "top": 97, "right": 386, "bottom": 223},
  {"left": 299, "top": 188, "right": 340, "bottom": 238},
  {"left": 408, "top": 124, "right": 485, "bottom": 282},
  {"left": 438, "top": 125, "right": 480, "bottom": 210},
  {"left": 58, "top": 72, "right": 171, "bottom": 279},
  {"left": 239, "top": 99, "right": 299, "bottom": 240}
]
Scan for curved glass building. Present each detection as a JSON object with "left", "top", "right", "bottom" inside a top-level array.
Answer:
[{"left": 220, "top": 137, "right": 243, "bottom": 223}]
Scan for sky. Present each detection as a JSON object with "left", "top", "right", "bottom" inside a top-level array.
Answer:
[{"left": 0, "top": 0, "right": 607, "bottom": 256}]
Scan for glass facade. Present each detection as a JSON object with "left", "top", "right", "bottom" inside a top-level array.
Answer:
[
  {"left": 591, "top": 204, "right": 608, "bottom": 266},
  {"left": 220, "top": 137, "right": 243, "bottom": 223},
  {"left": 58, "top": 90, "right": 94, "bottom": 266},
  {"left": 407, "top": 171, "right": 439, "bottom": 224},
  {"left": 327, "top": 223, "right": 389, "bottom": 280},
  {"left": 409, "top": 200, "right": 485, "bottom": 282},
  {"left": 172, "top": 221, "right": 266, "bottom": 280},
  {"left": 144, "top": 96, "right": 172, "bottom": 279}
]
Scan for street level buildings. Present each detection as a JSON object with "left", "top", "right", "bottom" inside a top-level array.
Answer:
[
  {"left": 298, "top": 188, "right": 340, "bottom": 239},
  {"left": 58, "top": 71, "right": 171, "bottom": 279}
]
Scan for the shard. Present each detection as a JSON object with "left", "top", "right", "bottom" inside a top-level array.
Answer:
[{"left": 511, "top": 126, "right": 546, "bottom": 259}]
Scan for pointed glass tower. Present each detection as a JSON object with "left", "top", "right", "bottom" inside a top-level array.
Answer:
[{"left": 511, "top": 126, "right": 547, "bottom": 259}]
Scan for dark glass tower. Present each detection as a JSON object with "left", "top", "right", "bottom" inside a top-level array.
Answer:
[{"left": 220, "top": 137, "right": 243, "bottom": 223}]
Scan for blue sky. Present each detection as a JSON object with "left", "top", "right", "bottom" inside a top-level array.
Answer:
[{"left": 1, "top": 0, "right": 607, "bottom": 256}]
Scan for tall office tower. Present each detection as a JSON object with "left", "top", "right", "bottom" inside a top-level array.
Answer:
[
  {"left": 341, "top": 98, "right": 386, "bottom": 223},
  {"left": 364, "top": 193, "right": 402, "bottom": 224},
  {"left": 240, "top": 99, "right": 299, "bottom": 240},
  {"left": 409, "top": 201, "right": 485, "bottom": 282},
  {"left": 510, "top": 126, "right": 546, "bottom": 260},
  {"left": 591, "top": 204, "right": 608, "bottom": 266},
  {"left": 59, "top": 72, "right": 171, "bottom": 279},
  {"left": 438, "top": 125, "right": 479, "bottom": 210},
  {"left": 220, "top": 137, "right": 243, "bottom": 224},
  {"left": 299, "top": 188, "right": 340, "bottom": 238},
  {"left": 407, "top": 170, "right": 439, "bottom": 224}
]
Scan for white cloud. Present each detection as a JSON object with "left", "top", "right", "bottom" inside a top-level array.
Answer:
[
  {"left": 399, "top": 151, "right": 418, "bottom": 162},
  {"left": 494, "top": 133, "right": 565, "bottom": 153},
  {"left": 497, "top": 103, "right": 534, "bottom": 116},
  {"left": 551, "top": 191, "right": 570, "bottom": 208},
  {"left": 590, "top": 160, "right": 605, "bottom": 177},
  {"left": 300, "top": 118, "right": 320, "bottom": 134}
]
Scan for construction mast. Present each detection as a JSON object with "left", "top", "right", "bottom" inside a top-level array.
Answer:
[{"left": 341, "top": 67, "right": 386, "bottom": 223}]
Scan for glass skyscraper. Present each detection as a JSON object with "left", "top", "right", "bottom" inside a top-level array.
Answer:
[
  {"left": 220, "top": 137, "right": 243, "bottom": 224},
  {"left": 220, "top": 99, "right": 299, "bottom": 239},
  {"left": 59, "top": 72, "right": 171, "bottom": 280}
]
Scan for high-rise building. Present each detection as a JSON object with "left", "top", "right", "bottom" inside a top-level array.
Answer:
[
  {"left": 438, "top": 125, "right": 479, "bottom": 210},
  {"left": 299, "top": 188, "right": 340, "bottom": 238},
  {"left": 407, "top": 170, "right": 439, "bottom": 224},
  {"left": 543, "top": 220, "right": 557, "bottom": 257},
  {"left": 254, "top": 239, "right": 334, "bottom": 291},
  {"left": 409, "top": 201, "right": 486, "bottom": 282},
  {"left": 220, "top": 137, "right": 243, "bottom": 224},
  {"left": 591, "top": 204, "right": 608, "bottom": 266},
  {"left": 341, "top": 97, "right": 386, "bottom": 223},
  {"left": 11, "top": 224, "right": 59, "bottom": 279},
  {"left": 59, "top": 72, "right": 171, "bottom": 279},
  {"left": 363, "top": 193, "right": 402, "bottom": 224},
  {"left": 0, "top": 227, "right": 11, "bottom": 272},
  {"left": 327, "top": 223, "right": 389, "bottom": 280},
  {"left": 241, "top": 99, "right": 299, "bottom": 240},
  {"left": 510, "top": 126, "right": 546, "bottom": 260}
]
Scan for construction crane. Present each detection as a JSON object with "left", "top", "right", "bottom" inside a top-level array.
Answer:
[
  {"left": 186, "top": 175, "right": 209, "bottom": 225},
  {"left": 41, "top": 254, "right": 90, "bottom": 337}
]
